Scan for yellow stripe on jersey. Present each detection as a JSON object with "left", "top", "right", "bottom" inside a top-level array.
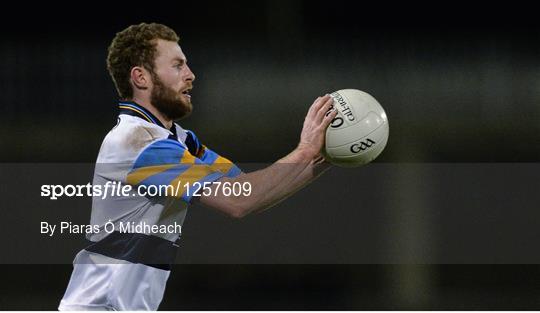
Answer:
[
  {"left": 209, "top": 155, "right": 234, "bottom": 174},
  {"left": 169, "top": 165, "right": 215, "bottom": 197},
  {"left": 126, "top": 164, "right": 179, "bottom": 186},
  {"left": 180, "top": 149, "right": 197, "bottom": 164},
  {"left": 127, "top": 148, "right": 204, "bottom": 185}
]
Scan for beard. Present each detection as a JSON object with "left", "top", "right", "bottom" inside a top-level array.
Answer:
[{"left": 150, "top": 73, "right": 192, "bottom": 121}]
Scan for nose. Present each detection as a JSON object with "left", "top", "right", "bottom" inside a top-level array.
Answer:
[{"left": 184, "top": 65, "right": 195, "bottom": 82}]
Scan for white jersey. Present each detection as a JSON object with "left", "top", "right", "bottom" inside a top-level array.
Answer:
[{"left": 59, "top": 101, "right": 241, "bottom": 311}]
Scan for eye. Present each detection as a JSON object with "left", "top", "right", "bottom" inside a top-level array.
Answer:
[{"left": 174, "top": 60, "right": 185, "bottom": 68}]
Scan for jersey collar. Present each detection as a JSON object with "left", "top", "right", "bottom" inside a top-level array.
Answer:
[
  {"left": 118, "top": 101, "right": 178, "bottom": 139},
  {"left": 118, "top": 101, "right": 165, "bottom": 127}
]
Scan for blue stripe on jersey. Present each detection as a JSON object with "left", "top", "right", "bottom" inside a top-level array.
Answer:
[
  {"left": 197, "top": 148, "right": 219, "bottom": 165},
  {"left": 226, "top": 164, "right": 242, "bottom": 178},
  {"left": 85, "top": 231, "right": 178, "bottom": 271},
  {"left": 185, "top": 130, "right": 202, "bottom": 156},
  {"left": 133, "top": 139, "right": 186, "bottom": 169}
]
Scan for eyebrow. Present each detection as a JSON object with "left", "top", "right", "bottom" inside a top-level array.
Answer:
[{"left": 173, "top": 57, "right": 187, "bottom": 64}]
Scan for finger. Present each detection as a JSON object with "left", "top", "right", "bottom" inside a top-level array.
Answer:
[
  {"left": 315, "top": 97, "right": 335, "bottom": 122},
  {"left": 321, "top": 108, "right": 338, "bottom": 128},
  {"left": 306, "top": 96, "right": 322, "bottom": 118},
  {"left": 311, "top": 94, "right": 331, "bottom": 113}
]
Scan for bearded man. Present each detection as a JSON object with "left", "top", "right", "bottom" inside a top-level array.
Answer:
[{"left": 59, "top": 23, "right": 336, "bottom": 311}]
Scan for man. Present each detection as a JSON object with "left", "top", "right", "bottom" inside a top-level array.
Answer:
[{"left": 59, "top": 23, "right": 337, "bottom": 310}]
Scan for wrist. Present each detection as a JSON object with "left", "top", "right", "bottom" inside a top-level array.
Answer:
[{"left": 295, "top": 143, "right": 319, "bottom": 161}]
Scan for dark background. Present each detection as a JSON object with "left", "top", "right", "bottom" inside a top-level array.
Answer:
[{"left": 1, "top": 0, "right": 540, "bottom": 310}]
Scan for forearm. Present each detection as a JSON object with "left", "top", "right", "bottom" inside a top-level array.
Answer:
[
  {"left": 197, "top": 94, "right": 336, "bottom": 218},
  {"left": 240, "top": 152, "right": 331, "bottom": 215},
  {"left": 199, "top": 147, "right": 325, "bottom": 217},
  {"left": 276, "top": 154, "right": 332, "bottom": 199}
]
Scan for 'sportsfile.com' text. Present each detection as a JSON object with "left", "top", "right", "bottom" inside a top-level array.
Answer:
[{"left": 40, "top": 181, "right": 252, "bottom": 200}]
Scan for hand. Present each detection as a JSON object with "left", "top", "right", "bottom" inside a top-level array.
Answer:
[{"left": 297, "top": 94, "right": 337, "bottom": 159}]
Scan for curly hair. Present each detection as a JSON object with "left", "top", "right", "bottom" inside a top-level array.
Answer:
[{"left": 106, "top": 23, "right": 179, "bottom": 99}]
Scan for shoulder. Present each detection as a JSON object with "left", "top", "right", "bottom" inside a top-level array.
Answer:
[
  {"left": 174, "top": 123, "right": 204, "bottom": 157},
  {"left": 96, "top": 115, "right": 174, "bottom": 163}
]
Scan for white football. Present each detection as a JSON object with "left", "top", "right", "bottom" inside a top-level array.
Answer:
[{"left": 323, "top": 89, "right": 389, "bottom": 167}]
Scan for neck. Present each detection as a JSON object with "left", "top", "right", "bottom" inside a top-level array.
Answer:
[{"left": 131, "top": 96, "right": 173, "bottom": 129}]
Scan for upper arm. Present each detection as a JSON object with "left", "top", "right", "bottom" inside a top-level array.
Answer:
[{"left": 126, "top": 136, "right": 242, "bottom": 204}]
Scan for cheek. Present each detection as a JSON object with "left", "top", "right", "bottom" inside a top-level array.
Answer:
[
  {"left": 161, "top": 71, "right": 176, "bottom": 83},
  {"left": 157, "top": 72, "right": 180, "bottom": 91},
  {"left": 166, "top": 70, "right": 183, "bottom": 87}
]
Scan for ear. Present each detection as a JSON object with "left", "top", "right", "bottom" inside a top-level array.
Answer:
[{"left": 130, "top": 66, "right": 150, "bottom": 90}]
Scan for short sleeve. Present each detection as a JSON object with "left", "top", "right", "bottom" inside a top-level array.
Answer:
[{"left": 126, "top": 138, "right": 242, "bottom": 203}]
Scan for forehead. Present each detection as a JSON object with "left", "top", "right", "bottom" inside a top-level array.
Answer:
[{"left": 154, "top": 39, "right": 186, "bottom": 61}]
